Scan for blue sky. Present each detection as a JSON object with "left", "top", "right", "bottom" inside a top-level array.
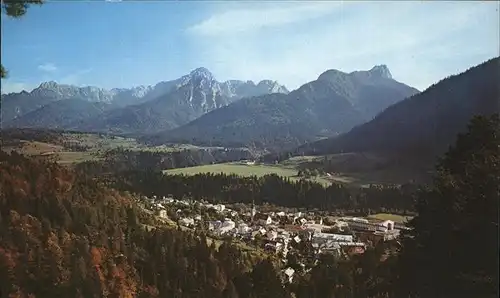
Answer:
[{"left": 1, "top": 1, "right": 499, "bottom": 94}]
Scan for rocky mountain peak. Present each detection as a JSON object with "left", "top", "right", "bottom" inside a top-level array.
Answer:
[
  {"left": 257, "top": 80, "right": 289, "bottom": 94},
  {"left": 189, "top": 67, "right": 215, "bottom": 81},
  {"left": 369, "top": 64, "right": 392, "bottom": 79},
  {"left": 257, "top": 79, "right": 275, "bottom": 86},
  {"left": 317, "top": 69, "right": 347, "bottom": 83},
  {"left": 39, "top": 81, "right": 55, "bottom": 87},
  {"left": 36, "top": 81, "right": 62, "bottom": 90}
]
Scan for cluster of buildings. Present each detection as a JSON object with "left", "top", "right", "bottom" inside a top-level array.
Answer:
[{"left": 140, "top": 195, "right": 410, "bottom": 281}]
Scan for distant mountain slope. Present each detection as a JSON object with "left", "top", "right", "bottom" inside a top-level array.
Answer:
[
  {"left": 147, "top": 65, "right": 419, "bottom": 151},
  {"left": 294, "top": 57, "right": 500, "bottom": 160},
  {"left": 4, "top": 98, "right": 112, "bottom": 129},
  {"left": 73, "top": 68, "right": 289, "bottom": 134},
  {"left": 0, "top": 81, "right": 161, "bottom": 123},
  {"left": 1, "top": 68, "right": 288, "bottom": 132}
]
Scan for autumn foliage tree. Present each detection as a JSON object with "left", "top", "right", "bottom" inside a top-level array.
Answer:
[{"left": 0, "top": 151, "right": 291, "bottom": 297}]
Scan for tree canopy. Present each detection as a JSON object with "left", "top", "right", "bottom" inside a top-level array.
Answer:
[{"left": 396, "top": 114, "right": 500, "bottom": 297}]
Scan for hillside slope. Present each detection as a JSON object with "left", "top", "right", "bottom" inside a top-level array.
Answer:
[
  {"left": 4, "top": 98, "right": 112, "bottom": 129},
  {"left": 295, "top": 57, "right": 500, "bottom": 161}
]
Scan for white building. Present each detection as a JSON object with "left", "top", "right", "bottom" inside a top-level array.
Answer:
[
  {"left": 280, "top": 231, "right": 291, "bottom": 239},
  {"left": 209, "top": 220, "right": 222, "bottom": 231},
  {"left": 333, "top": 220, "right": 349, "bottom": 230},
  {"left": 163, "top": 197, "right": 174, "bottom": 204},
  {"left": 257, "top": 215, "right": 273, "bottom": 226},
  {"left": 313, "top": 232, "right": 354, "bottom": 243},
  {"left": 157, "top": 209, "right": 168, "bottom": 219},
  {"left": 179, "top": 217, "right": 195, "bottom": 227},
  {"left": 214, "top": 204, "right": 226, "bottom": 213},
  {"left": 267, "top": 230, "right": 278, "bottom": 241},
  {"left": 265, "top": 242, "right": 283, "bottom": 253},
  {"left": 346, "top": 218, "right": 395, "bottom": 233},
  {"left": 218, "top": 219, "right": 236, "bottom": 234},
  {"left": 238, "top": 223, "right": 251, "bottom": 234}
]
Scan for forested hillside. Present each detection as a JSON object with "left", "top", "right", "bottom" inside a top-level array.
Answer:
[
  {"left": 4, "top": 98, "right": 112, "bottom": 129},
  {"left": 295, "top": 57, "right": 499, "bottom": 161},
  {"left": 0, "top": 151, "right": 283, "bottom": 297},
  {"left": 112, "top": 171, "right": 417, "bottom": 215},
  {"left": 148, "top": 66, "right": 417, "bottom": 151},
  {"left": 0, "top": 114, "right": 497, "bottom": 298}
]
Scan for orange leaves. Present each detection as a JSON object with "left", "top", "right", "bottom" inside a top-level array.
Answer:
[
  {"left": 0, "top": 246, "right": 19, "bottom": 272},
  {"left": 109, "top": 264, "right": 137, "bottom": 298},
  {"left": 90, "top": 247, "right": 103, "bottom": 267}
]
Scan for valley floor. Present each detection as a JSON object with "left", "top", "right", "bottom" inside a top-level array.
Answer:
[{"left": 163, "top": 162, "right": 332, "bottom": 186}]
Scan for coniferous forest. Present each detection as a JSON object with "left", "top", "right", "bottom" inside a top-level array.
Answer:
[{"left": 0, "top": 114, "right": 498, "bottom": 298}]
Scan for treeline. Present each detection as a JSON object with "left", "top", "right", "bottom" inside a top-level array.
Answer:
[
  {"left": 78, "top": 147, "right": 255, "bottom": 174},
  {"left": 114, "top": 171, "right": 417, "bottom": 214},
  {"left": 0, "top": 128, "right": 65, "bottom": 145}
]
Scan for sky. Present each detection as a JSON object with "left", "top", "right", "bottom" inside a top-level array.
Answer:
[{"left": 1, "top": 0, "right": 499, "bottom": 94}]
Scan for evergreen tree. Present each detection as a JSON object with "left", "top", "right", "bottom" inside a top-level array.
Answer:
[{"left": 397, "top": 114, "right": 500, "bottom": 298}]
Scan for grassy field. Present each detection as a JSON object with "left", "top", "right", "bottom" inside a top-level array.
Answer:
[
  {"left": 281, "top": 153, "right": 429, "bottom": 187},
  {"left": 56, "top": 151, "right": 101, "bottom": 164},
  {"left": 1, "top": 140, "right": 102, "bottom": 164},
  {"left": 1, "top": 132, "right": 192, "bottom": 164},
  {"left": 367, "top": 213, "right": 413, "bottom": 223},
  {"left": 164, "top": 162, "right": 332, "bottom": 185},
  {"left": 1, "top": 140, "right": 64, "bottom": 155}
]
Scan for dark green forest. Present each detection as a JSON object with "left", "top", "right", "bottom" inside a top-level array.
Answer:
[
  {"left": 111, "top": 171, "right": 417, "bottom": 215},
  {"left": 0, "top": 114, "right": 498, "bottom": 298}
]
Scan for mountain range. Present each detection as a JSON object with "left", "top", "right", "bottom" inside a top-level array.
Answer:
[
  {"left": 146, "top": 65, "right": 419, "bottom": 151},
  {"left": 1, "top": 81, "right": 156, "bottom": 124},
  {"left": 1, "top": 68, "right": 288, "bottom": 131},
  {"left": 283, "top": 57, "right": 500, "bottom": 163},
  {"left": 2, "top": 57, "right": 497, "bottom": 165},
  {"left": 72, "top": 68, "right": 289, "bottom": 134}
]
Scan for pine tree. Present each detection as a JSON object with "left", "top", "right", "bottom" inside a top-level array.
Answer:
[
  {"left": 397, "top": 114, "right": 500, "bottom": 298},
  {"left": 222, "top": 280, "right": 240, "bottom": 298},
  {"left": 251, "top": 259, "right": 288, "bottom": 298}
]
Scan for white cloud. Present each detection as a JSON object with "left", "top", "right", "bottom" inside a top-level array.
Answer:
[
  {"left": 187, "top": 2, "right": 346, "bottom": 36},
  {"left": 37, "top": 62, "right": 58, "bottom": 73},
  {"left": 187, "top": 1, "right": 499, "bottom": 91}
]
